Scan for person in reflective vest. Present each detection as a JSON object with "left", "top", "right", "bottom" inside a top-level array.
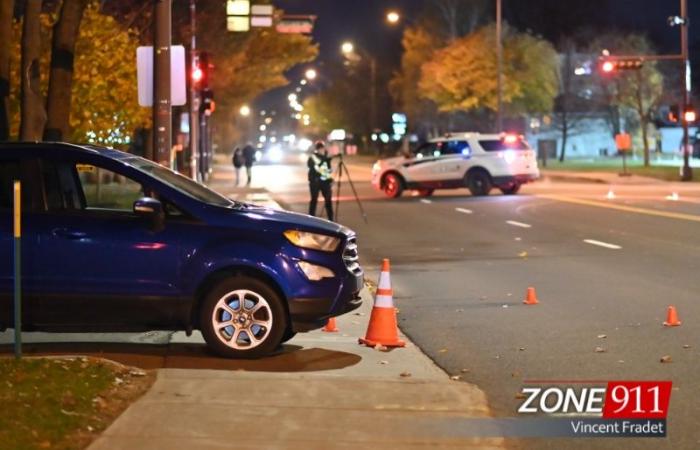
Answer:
[{"left": 308, "top": 140, "right": 334, "bottom": 221}]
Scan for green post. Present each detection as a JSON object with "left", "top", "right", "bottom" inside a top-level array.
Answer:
[{"left": 13, "top": 180, "right": 21, "bottom": 359}]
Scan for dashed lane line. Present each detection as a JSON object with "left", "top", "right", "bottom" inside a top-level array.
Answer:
[
  {"left": 420, "top": 199, "right": 432, "bottom": 204},
  {"left": 506, "top": 220, "right": 532, "bottom": 228},
  {"left": 583, "top": 239, "right": 622, "bottom": 250},
  {"left": 455, "top": 207, "right": 473, "bottom": 214}
]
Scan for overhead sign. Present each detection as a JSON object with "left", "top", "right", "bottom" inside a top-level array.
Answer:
[
  {"left": 251, "top": 15, "right": 273, "bottom": 27},
  {"left": 227, "top": 16, "right": 249, "bottom": 32},
  {"left": 136, "top": 45, "right": 187, "bottom": 107},
  {"left": 226, "top": 0, "right": 249, "bottom": 16},
  {"left": 251, "top": 4, "right": 273, "bottom": 16},
  {"left": 276, "top": 15, "right": 316, "bottom": 34}
]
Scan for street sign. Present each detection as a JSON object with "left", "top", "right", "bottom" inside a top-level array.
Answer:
[
  {"left": 226, "top": 0, "right": 249, "bottom": 16},
  {"left": 251, "top": 15, "right": 273, "bottom": 27},
  {"left": 137, "top": 45, "right": 187, "bottom": 106},
  {"left": 276, "top": 15, "right": 316, "bottom": 34},
  {"left": 227, "top": 16, "right": 249, "bottom": 32},
  {"left": 251, "top": 4, "right": 273, "bottom": 16},
  {"left": 615, "top": 133, "right": 632, "bottom": 151}
]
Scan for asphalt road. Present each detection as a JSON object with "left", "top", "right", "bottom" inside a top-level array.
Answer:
[{"left": 257, "top": 154, "right": 700, "bottom": 450}]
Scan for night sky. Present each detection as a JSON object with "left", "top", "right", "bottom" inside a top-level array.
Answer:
[{"left": 261, "top": 0, "right": 698, "bottom": 111}]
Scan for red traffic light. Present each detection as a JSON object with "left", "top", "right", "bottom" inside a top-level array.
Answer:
[
  {"left": 192, "top": 67, "right": 203, "bottom": 83},
  {"left": 684, "top": 109, "right": 696, "bottom": 123}
]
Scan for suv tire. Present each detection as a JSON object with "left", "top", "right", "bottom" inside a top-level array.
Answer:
[
  {"left": 500, "top": 183, "right": 521, "bottom": 195},
  {"left": 466, "top": 170, "right": 493, "bottom": 196},
  {"left": 200, "top": 275, "right": 287, "bottom": 358},
  {"left": 382, "top": 172, "right": 404, "bottom": 198}
]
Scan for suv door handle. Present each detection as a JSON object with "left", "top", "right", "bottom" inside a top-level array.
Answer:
[{"left": 52, "top": 228, "right": 88, "bottom": 240}]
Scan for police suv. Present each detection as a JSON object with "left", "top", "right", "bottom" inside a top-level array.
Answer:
[{"left": 371, "top": 133, "right": 539, "bottom": 198}]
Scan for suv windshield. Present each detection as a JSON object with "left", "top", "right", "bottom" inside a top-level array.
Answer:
[
  {"left": 479, "top": 139, "right": 531, "bottom": 151},
  {"left": 127, "top": 157, "right": 234, "bottom": 207}
]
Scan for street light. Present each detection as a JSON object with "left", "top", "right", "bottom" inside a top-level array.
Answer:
[
  {"left": 341, "top": 41, "right": 354, "bottom": 55},
  {"left": 239, "top": 104, "right": 251, "bottom": 116},
  {"left": 386, "top": 11, "right": 400, "bottom": 24},
  {"left": 305, "top": 68, "right": 317, "bottom": 80}
]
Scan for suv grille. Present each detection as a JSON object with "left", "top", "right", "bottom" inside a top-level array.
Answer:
[{"left": 343, "top": 237, "right": 363, "bottom": 275}]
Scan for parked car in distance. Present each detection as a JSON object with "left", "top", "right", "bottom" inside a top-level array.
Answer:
[{"left": 0, "top": 142, "right": 363, "bottom": 358}]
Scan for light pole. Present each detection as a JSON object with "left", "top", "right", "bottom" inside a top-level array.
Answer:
[
  {"left": 341, "top": 41, "right": 377, "bottom": 149},
  {"left": 496, "top": 0, "right": 503, "bottom": 133},
  {"left": 189, "top": 0, "right": 199, "bottom": 180},
  {"left": 679, "top": 0, "right": 692, "bottom": 181}
]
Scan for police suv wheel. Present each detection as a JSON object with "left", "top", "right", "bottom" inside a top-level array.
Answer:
[
  {"left": 200, "top": 276, "right": 286, "bottom": 358},
  {"left": 382, "top": 173, "right": 404, "bottom": 198},
  {"left": 466, "top": 170, "right": 493, "bottom": 196},
  {"left": 500, "top": 183, "right": 521, "bottom": 195}
]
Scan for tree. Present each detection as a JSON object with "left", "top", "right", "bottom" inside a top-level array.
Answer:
[
  {"left": 19, "top": 0, "right": 45, "bottom": 140},
  {"left": 0, "top": 0, "right": 14, "bottom": 140},
  {"left": 419, "top": 24, "right": 559, "bottom": 117},
  {"left": 10, "top": 1, "right": 150, "bottom": 144},
  {"left": 44, "top": 0, "right": 89, "bottom": 141},
  {"left": 169, "top": 1, "right": 318, "bottom": 146},
  {"left": 389, "top": 25, "right": 444, "bottom": 136}
]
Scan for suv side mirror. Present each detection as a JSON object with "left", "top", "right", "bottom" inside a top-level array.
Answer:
[{"left": 133, "top": 197, "right": 165, "bottom": 231}]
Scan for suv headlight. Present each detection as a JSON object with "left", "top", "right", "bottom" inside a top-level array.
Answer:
[{"left": 284, "top": 230, "right": 341, "bottom": 252}]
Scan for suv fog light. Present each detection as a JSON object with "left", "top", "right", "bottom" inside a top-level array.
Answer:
[{"left": 297, "top": 261, "right": 335, "bottom": 281}]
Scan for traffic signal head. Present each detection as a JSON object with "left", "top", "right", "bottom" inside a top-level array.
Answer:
[
  {"left": 684, "top": 108, "right": 696, "bottom": 123},
  {"left": 192, "top": 67, "right": 203, "bottom": 84},
  {"left": 598, "top": 57, "right": 643, "bottom": 75}
]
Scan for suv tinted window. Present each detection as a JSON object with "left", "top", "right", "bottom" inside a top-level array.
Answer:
[
  {"left": 41, "top": 160, "right": 83, "bottom": 210},
  {"left": 76, "top": 164, "right": 143, "bottom": 211},
  {"left": 441, "top": 140, "right": 471, "bottom": 155},
  {"left": 479, "top": 139, "right": 531, "bottom": 151}
]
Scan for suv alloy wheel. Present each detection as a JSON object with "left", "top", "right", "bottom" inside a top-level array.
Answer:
[{"left": 200, "top": 276, "right": 287, "bottom": 358}]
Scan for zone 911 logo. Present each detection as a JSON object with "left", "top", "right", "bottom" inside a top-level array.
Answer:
[{"left": 517, "top": 381, "right": 672, "bottom": 419}]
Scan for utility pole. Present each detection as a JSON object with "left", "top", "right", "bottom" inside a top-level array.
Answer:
[
  {"left": 370, "top": 56, "right": 377, "bottom": 153},
  {"left": 496, "top": 0, "right": 503, "bottom": 133},
  {"left": 189, "top": 0, "right": 199, "bottom": 181},
  {"left": 680, "top": 0, "right": 692, "bottom": 181},
  {"left": 153, "top": 0, "right": 172, "bottom": 166}
]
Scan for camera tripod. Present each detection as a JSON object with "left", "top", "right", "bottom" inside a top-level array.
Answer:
[{"left": 333, "top": 154, "right": 368, "bottom": 224}]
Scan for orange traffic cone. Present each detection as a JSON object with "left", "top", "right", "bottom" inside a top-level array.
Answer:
[
  {"left": 359, "top": 259, "right": 405, "bottom": 348},
  {"left": 323, "top": 317, "right": 339, "bottom": 332},
  {"left": 523, "top": 287, "right": 539, "bottom": 305},
  {"left": 663, "top": 306, "right": 681, "bottom": 327}
]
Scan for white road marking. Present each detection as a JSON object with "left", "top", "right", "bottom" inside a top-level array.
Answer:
[
  {"left": 506, "top": 220, "right": 532, "bottom": 228},
  {"left": 420, "top": 199, "right": 432, "bottom": 204},
  {"left": 583, "top": 239, "right": 622, "bottom": 250},
  {"left": 455, "top": 207, "right": 472, "bottom": 214}
]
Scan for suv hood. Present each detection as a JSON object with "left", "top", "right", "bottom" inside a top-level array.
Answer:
[{"left": 216, "top": 204, "right": 353, "bottom": 237}]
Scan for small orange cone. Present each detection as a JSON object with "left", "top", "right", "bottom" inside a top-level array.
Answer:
[
  {"left": 663, "top": 306, "right": 681, "bottom": 327},
  {"left": 359, "top": 259, "right": 405, "bottom": 348},
  {"left": 323, "top": 317, "right": 339, "bottom": 332},
  {"left": 523, "top": 287, "right": 539, "bottom": 305}
]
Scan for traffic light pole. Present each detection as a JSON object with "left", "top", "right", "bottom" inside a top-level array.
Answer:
[
  {"left": 189, "top": 0, "right": 200, "bottom": 181},
  {"left": 680, "top": 0, "right": 692, "bottom": 181},
  {"left": 496, "top": 0, "right": 503, "bottom": 133},
  {"left": 153, "top": 0, "right": 172, "bottom": 167}
]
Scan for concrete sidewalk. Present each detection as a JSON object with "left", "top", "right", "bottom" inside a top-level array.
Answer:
[{"left": 88, "top": 284, "right": 504, "bottom": 450}]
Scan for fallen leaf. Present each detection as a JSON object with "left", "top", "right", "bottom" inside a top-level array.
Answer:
[
  {"left": 518, "top": 251, "right": 528, "bottom": 258},
  {"left": 595, "top": 347, "right": 606, "bottom": 353},
  {"left": 38, "top": 441, "right": 51, "bottom": 448},
  {"left": 617, "top": 360, "right": 625, "bottom": 364},
  {"left": 515, "top": 392, "right": 527, "bottom": 399},
  {"left": 374, "top": 345, "right": 389, "bottom": 352},
  {"left": 399, "top": 372, "right": 412, "bottom": 378},
  {"left": 597, "top": 334, "right": 607, "bottom": 339},
  {"left": 129, "top": 370, "right": 146, "bottom": 377},
  {"left": 461, "top": 368, "right": 470, "bottom": 373},
  {"left": 450, "top": 375, "right": 461, "bottom": 381},
  {"left": 682, "top": 344, "right": 691, "bottom": 349},
  {"left": 660, "top": 355, "right": 672, "bottom": 363},
  {"left": 502, "top": 304, "right": 509, "bottom": 308},
  {"left": 438, "top": 348, "right": 448, "bottom": 353},
  {"left": 518, "top": 347, "right": 525, "bottom": 351},
  {"left": 379, "top": 360, "right": 389, "bottom": 365}
]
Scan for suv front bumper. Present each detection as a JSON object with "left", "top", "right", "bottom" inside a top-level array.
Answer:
[{"left": 288, "top": 270, "right": 364, "bottom": 332}]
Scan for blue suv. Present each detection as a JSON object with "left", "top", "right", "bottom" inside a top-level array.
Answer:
[{"left": 0, "top": 143, "right": 363, "bottom": 358}]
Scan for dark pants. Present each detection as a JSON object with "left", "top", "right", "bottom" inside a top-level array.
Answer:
[
  {"left": 309, "top": 180, "right": 333, "bottom": 221},
  {"left": 245, "top": 165, "right": 252, "bottom": 185}
]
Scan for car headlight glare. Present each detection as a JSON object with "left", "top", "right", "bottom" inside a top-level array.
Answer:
[
  {"left": 297, "top": 261, "right": 335, "bottom": 281},
  {"left": 284, "top": 230, "right": 340, "bottom": 252}
]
